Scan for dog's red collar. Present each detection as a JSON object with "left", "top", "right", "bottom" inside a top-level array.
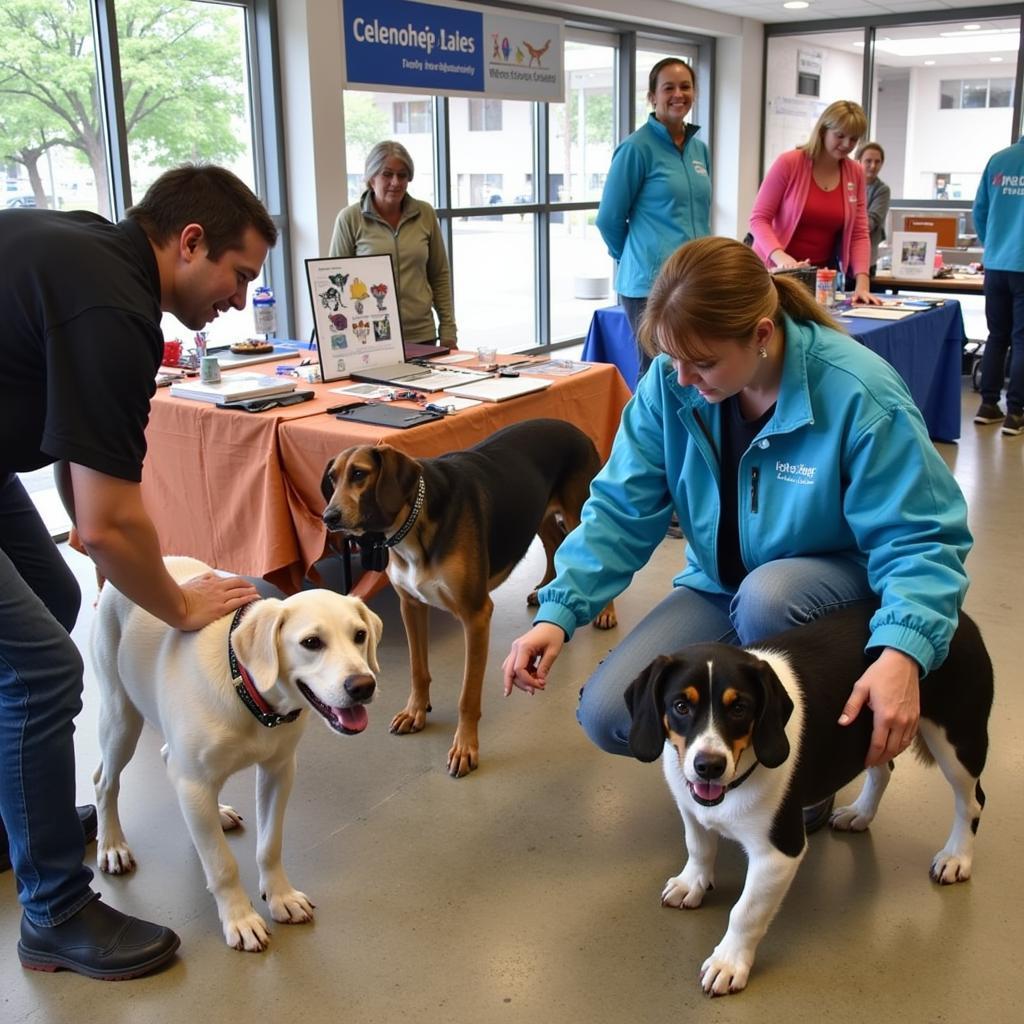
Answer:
[{"left": 228, "top": 605, "right": 301, "bottom": 729}]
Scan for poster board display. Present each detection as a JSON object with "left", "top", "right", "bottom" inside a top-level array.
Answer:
[
  {"left": 306, "top": 255, "right": 404, "bottom": 382},
  {"left": 891, "top": 231, "right": 937, "bottom": 281}
]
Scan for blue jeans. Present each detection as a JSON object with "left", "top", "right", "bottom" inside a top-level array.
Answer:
[
  {"left": 0, "top": 473, "right": 95, "bottom": 926},
  {"left": 619, "top": 295, "right": 652, "bottom": 380},
  {"left": 981, "top": 268, "right": 1024, "bottom": 413},
  {"left": 576, "top": 555, "right": 875, "bottom": 756}
]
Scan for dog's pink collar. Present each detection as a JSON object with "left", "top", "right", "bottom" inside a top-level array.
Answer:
[{"left": 228, "top": 605, "right": 301, "bottom": 729}]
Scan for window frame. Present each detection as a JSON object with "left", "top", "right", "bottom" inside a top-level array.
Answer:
[{"left": 89, "top": 0, "right": 290, "bottom": 332}]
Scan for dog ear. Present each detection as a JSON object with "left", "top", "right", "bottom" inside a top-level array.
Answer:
[
  {"left": 373, "top": 446, "right": 421, "bottom": 523},
  {"left": 751, "top": 659, "right": 794, "bottom": 769},
  {"left": 353, "top": 598, "right": 383, "bottom": 675},
  {"left": 231, "top": 600, "right": 286, "bottom": 696},
  {"left": 321, "top": 458, "right": 338, "bottom": 504},
  {"left": 624, "top": 655, "right": 674, "bottom": 763}
]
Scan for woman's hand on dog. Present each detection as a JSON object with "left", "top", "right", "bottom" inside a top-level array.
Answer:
[
  {"left": 502, "top": 623, "right": 565, "bottom": 696},
  {"left": 838, "top": 648, "right": 921, "bottom": 766},
  {"left": 176, "top": 572, "right": 260, "bottom": 632}
]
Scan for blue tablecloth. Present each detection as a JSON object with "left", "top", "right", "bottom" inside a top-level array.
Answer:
[{"left": 582, "top": 302, "right": 965, "bottom": 441}]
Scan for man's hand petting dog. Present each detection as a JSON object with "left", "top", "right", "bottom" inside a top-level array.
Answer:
[
  {"left": 838, "top": 648, "right": 921, "bottom": 766},
  {"left": 178, "top": 571, "right": 260, "bottom": 631}
]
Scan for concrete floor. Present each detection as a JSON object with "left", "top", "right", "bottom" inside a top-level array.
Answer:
[{"left": 1, "top": 381, "right": 1021, "bottom": 1024}]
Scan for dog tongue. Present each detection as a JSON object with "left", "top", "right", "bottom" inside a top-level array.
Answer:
[
  {"left": 336, "top": 705, "right": 368, "bottom": 733},
  {"left": 694, "top": 781, "right": 724, "bottom": 802}
]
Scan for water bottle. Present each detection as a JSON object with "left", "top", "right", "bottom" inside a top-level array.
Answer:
[{"left": 252, "top": 286, "right": 276, "bottom": 338}]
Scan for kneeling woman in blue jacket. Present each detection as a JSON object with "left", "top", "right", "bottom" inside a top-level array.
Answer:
[{"left": 503, "top": 236, "right": 971, "bottom": 800}]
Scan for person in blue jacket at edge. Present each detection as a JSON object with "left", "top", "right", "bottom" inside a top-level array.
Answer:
[
  {"left": 503, "top": 236, "right": 971, "bottom": 834},
  {"left": 596, "top": 57, "right": 711, "bottom": 380},
  {"left": 972, "top": 134, "right": 1024, "bottom": 437}
]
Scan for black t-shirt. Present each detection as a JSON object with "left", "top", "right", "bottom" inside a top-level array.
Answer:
[
  {"left": 716, "top": 395, "right": 776, "bottom": 589},
  {"left": 0, "top": 210, "right": 163, "bottom": 481}
]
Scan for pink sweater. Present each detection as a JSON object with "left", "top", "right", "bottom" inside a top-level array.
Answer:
[{"left": 750, "top": 149, "right": 870, "bottom": 277}]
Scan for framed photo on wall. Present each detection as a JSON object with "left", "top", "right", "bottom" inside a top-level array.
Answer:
[
  {"left": 305, "top": 254, "right": 403, "bottom": 382},
  {"left": 891, "top": 231, "right": 937, "bottom": 281}
]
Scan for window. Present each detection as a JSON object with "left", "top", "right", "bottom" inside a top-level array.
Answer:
[
  {"left": 342, "top": 91, "right": 436, "bottom": 207},
  {"left": 468, "top": 99, "right": 503, "bottom": 131},
  {"left": 0, "top": 0, "right": 281, "bottom": 343},
  {"left": 342, "top": 25, "right": 714, "bottom": 354},
  {"left": 548, "top": 38, "right": 617, "bottom": 342},
  {"left": 393, "top": 100, "right": 432, "bottom": 134},
  {"left": 940, "top": 78, "right": 1014, "bottom": 109},
  {"left": 869, "top": 18, "right": 1020, "bottom": 201}
]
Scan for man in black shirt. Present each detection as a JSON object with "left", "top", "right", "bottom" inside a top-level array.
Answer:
[{"left": 0, "top": 165, "right": 277, "bottom": 980}]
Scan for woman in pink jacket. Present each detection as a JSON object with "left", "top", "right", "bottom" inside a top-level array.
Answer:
[{"left": 750, "top": 100, "right": 880, "bottom": 305}]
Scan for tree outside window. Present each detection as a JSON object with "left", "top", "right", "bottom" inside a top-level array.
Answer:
[{"left": 0, "top": 0, "right": 251, "bottom": 216}]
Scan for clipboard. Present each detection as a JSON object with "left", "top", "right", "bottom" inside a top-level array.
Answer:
[{"left": 332, "top": 403, "right": 444, "bottom": 429}]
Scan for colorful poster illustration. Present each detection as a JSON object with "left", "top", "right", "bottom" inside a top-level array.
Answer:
[{"left": 305, "top": 254, "right": 404, "bottom": 381}]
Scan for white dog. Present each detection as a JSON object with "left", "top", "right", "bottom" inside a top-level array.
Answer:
[{"left": 91, "top": 557, "right": 383, "bottom": 952}]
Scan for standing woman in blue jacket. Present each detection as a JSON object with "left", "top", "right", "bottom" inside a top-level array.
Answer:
[
  {"left": 596, "top": 58, "right": 711, "bottom": 378},
  {"left": 504, "top": 237, "right": 971, "bottom": 808}
]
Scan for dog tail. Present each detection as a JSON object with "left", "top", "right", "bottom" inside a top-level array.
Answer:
[{"left": 911, "top": 734, "right": 935, "bottom": 766}]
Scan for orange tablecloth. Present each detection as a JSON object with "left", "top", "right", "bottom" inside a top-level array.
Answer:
[{"left": 140, "top": 361, "right": 631, "bottom": 591}]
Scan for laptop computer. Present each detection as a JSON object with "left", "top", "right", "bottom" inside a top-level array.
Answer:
[
  {"left": 306, "top": 253, "right": 490, "bottom": 389},
  {"left": 348, "top": 362, "right": 492, "bottom": 392}
]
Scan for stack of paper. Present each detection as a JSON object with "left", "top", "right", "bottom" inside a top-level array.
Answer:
[{"left": 169, "top": 373, "right": 297, "bottom": 405}]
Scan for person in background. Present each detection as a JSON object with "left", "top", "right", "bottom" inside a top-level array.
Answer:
[
  {"left": 0, "top": 164, "right": 276, "bottom": 979},
  {"left": 329, "top": 141, "right": 457, "bottom": 348},
  {"left": 750, "top": 100, "right": 880, "bottom": 305},
  {"left": 972, "top": 135, "right": 1024, "bottom": 437},
  {"left": 596, "top": 57, "right": 712, "bottom": 378},
  {"left": 858, "top": 141, "right": 891, "bottom": 278},
  {"left": 503, "top": 236, "right": 970, "bottom": 833}
]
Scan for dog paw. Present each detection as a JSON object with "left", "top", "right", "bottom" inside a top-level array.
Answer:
[
  {"left": 446, "top": 737, "right": 480, "bottom": 778},
  {"left": 97, "top": 839, "right": 136, "bottom": 875},
  {"left": 390, "top": 706, "right": 428, "bottom": 734},
  {"left": 224, "top": 908, "right": 271, "bottom": 952},
  {"left": 661, "top": 870, "right": 711, "bottom": 909},
  {"left": 830, "top": 803, "right": 874, "bottom": 832},
  {"left": 526, "top": 589, "right": 540, "bottom": 607},
  {"left": 219, "top": 804, "right": 244, "bottom": 831},
  {"left": 700, "top": 945, "right": 752, "bottom": 996},
  {"left": 930, "top": 850, "right": 972, "bottom": 885},
  {"left": 264, "top": 888, "right": 315, "bottom": 924}
]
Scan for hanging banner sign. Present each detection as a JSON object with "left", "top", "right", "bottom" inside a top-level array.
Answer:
[{"left": 342, "top": 0, "right": 565, "bottom": 103}]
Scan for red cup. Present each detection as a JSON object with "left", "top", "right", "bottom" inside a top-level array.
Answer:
[{"left": 163, "top": 340, "right": 183, "bottom": 366}]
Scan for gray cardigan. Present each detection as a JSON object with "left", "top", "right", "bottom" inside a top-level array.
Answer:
[
  {"left": 329, "top": 192, "right": 457, "bottom": 344},
  {"left": 865, "top": 177, "right": 891, "bottom": 269}
]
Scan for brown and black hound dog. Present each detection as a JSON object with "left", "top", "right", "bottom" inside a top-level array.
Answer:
[{"left": 321, "top": 418, "right": 616, "bottom": 776}]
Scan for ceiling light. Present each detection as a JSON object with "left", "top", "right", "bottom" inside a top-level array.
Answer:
[
  {"left": 924, "top": 60, "right": 936, "bottom": 65},
  {"left": 783, "top": 1, "right": 809, "bottom": 8},
  {"left": 963, "top": 24, "right": 981, "bottom": 31},
  {"left": 990, "top": 56, "right": 1004, "bottom": 62}
]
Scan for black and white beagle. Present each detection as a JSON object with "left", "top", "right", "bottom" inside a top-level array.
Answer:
[{"left": 624, "top": 603, "right": 992, "bottom": 997}]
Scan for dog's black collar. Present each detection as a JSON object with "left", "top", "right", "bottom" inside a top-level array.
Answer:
[
  {"left": 356, "top": 476, "right": 426, "bottom": 572},
  {"left": 228, "top": 605, "right": 301, "bottom": 729},
  {"left": 384, "top": 475, "right": 425, "bottom": 548},
  {"left": 726, "top": 759, "right": 758, "bottom": 792}
]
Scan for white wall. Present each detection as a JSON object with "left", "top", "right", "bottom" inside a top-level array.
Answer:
[
  {"left": 903, "top": 64, "right": 1012, "bottom": 200},
  {"left": 763, "top": 35, "right": 862, "bottom": 167},
  {"left": 277, "top": 0, "right": 763, "bottom": 339}
]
